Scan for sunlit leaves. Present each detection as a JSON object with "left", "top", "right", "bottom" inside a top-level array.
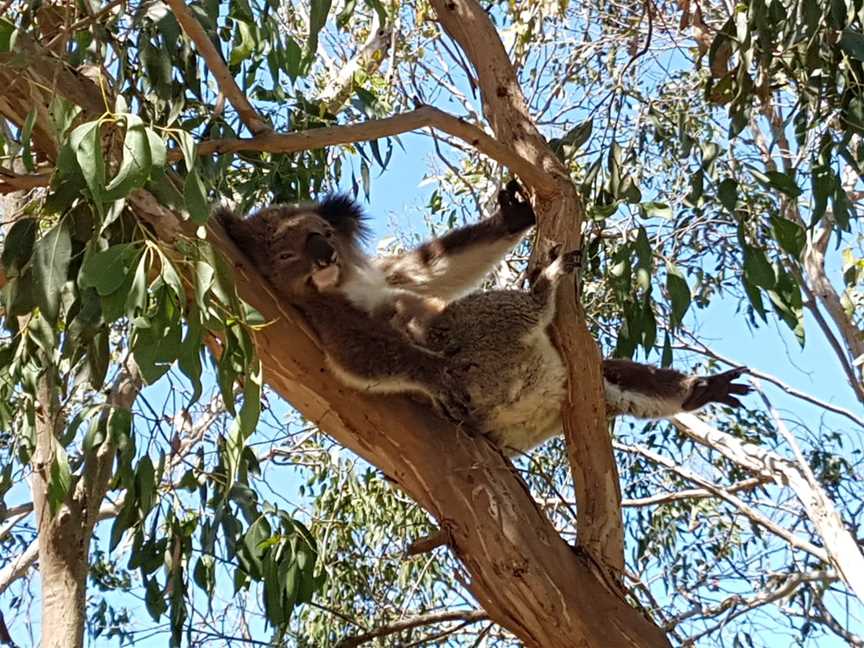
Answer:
[
  {"left": 31, "top": 220, "right": 72, "bottom": 325},
  {"left": 307, "top": 0, "right": 333, "bottom": 58},
  {"left": 666, "top": 264, "right": 691, "bottom": 329}
]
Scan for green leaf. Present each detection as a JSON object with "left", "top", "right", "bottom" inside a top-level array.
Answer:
[
  {"left": 764, "top": 170, "right": 802, "bottom": 198},
  {"left": 717, "top": 178, "right": 738, "bottom": 212},
  {"left": 832, "top": 176, "right": 853, "bottom": 230},
  {"left": 20, "top": 109, "right": 37, "bottom": 172},
  {"left": 183, "top": 171, "right": 209, "bottom": 224},
  {"left": 69, "top": 121, "right": 106, "bottom": 212},
  {"left": 47, "top": 443, "right": 72, "bottom": 516},
  {"left": 136, "top": 455, "right": 156, "bottom": 517},
  {"left": 105, "top": 115, "right": 153, "bottom": 200},
  {"left": 173, "top": 129, "right": 197, "bottom": 171},
  {"left": 230, "top": 20, "right": 256, "bottom": 66},
  {"left": 810, "top": 164, "right": 833, "bottom": 224},
  {"left": 742, "top": 275, "right": 767, "bottom": 322},
  {"left": 840, "top": 28, "right": 864, "bottom": 60},
  {"left": 80, "top": 244, "right": 142, "bottom": 296},
  {"left": 32, "top": 220, "right": 72, "bottom": 325},
  {"left": 666, "top": 263, "right": 691, "bottom": 328},
  {"left": 145, "top": 577, "right": 167, "bottom": 621},
  {"left": 770, "top": 215, "right": 806, "bottom": 258},
  {"left": 2, "top": 218, "right": 37, "bottom": 274},
  {"left": 238, "top": 359, "right": 262, "bottom": 440},
  {"left": 661, "top": 331, "right": 673, "bottom": 367},
  {"left": 743, "top": 245, "right": 776, "bottom": 289},
  {"left": 639, "top": 202, "right": 672, "bottom": 219},
  {"left": 307, "top": 0, "right": 332, "bottom": 55},
  {"left": 0, "top": 19, "right": 17, "bottom": 53}
]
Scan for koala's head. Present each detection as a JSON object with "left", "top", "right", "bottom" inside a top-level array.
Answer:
[{"left": 218, "top": 194, "right": 371, "bottom": 296}]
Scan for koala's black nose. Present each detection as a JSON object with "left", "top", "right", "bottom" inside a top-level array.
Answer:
[{"left": 305, "top": 233, "right": 337, "bottom": 267}]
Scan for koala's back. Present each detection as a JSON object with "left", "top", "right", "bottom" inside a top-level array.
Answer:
[{"left": 425, "top": 290, "right": 568, "bottom": 453}]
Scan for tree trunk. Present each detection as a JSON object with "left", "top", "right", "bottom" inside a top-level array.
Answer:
[{"left": 28, "top": 364, "right": 89, "bottom": 648}]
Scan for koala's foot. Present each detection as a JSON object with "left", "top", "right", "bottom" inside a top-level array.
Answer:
[
  {"left": 497, "top": 179, "right": 536, "bottom": 233},
  {"left": 683, "top": 366, "right": 753, "bottom": 411},
  {"left": 543, "top": 249, "right": 582, "bottom": 281}
]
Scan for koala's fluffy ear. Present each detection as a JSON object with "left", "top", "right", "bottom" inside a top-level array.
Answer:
[
  {"left": 316, "top": 194, "right": 372, "bottom": 243},
  {"left": 213, "top": 206, "right": 262, "bottom": 257}
]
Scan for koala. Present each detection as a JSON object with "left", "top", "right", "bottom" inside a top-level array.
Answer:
[{"left": 219, "top": 182, "right": 750, "bottom": 454}]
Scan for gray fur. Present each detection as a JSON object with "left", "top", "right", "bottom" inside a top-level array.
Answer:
[{"left": 219, "top": 182, "right": 750, "bottom": 454}]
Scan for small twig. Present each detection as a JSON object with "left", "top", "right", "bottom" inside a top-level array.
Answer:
[
  {"left": 335, "top": 609, "right": 487, "bottom": 648},
  {"left": 405, "top": 527, "right": 449, "bottom": 556}
]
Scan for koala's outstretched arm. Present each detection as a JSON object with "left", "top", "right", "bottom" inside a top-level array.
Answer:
[
  {"left": 374, "top": 180, "right": 535, "bottom": 301},
  {"left": 602, "top": 359, "right": 751, "bottom": 419}
]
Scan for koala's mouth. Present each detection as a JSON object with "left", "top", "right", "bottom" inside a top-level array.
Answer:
[{"left": 311, "top": 263, "right": 340, "bottom": 290}]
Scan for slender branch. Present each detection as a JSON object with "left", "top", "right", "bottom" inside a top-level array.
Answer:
[
  {"left": 405, "top": 527, "right": 449, "bottom": 556},
  {"left": 320, "top": 14, "right": 391, "bottom": 114},
  {"left": 615, "top": 442, "right": 828, "bottom": 562},
  {"left": 188, "top": 106, "right": 554, "bottom": 192},
  {"left": 164, "top": 0, "right": 270, "bottom": 135},
  {"left": 620, "top": 477, "right": 767, "bottom": 508},
  {"left": 673, "top": 412, "right": 864, "bottom": 602},
  {"left": 335, "top": 609, "right": 488, "bottom": 648},
  {"left": 667, "top": 570, "right": 837, "bottom": 632},
  {"left": 676, "top": 339, "right": 864, "bottom": 429}
]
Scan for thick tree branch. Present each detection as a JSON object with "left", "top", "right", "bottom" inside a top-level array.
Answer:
[
  {"left": 428, "top": 0, "right": 624, "bottom": 584},
  {"left": 164, "top": 0, "right": 270, "bottom": 135}
]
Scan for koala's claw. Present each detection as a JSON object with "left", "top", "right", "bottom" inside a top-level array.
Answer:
[
  {"left": 560, "top": 250, "right": 582, "bottom": 274},
  {"left": 682, "top": 366, "right": 753, "bottom": 411},
  {"left": 497, "top": 179, "right": 536, "bottom": 233},
  {"left": 436, "top": 383, "right": 474, "bottom": 426}
]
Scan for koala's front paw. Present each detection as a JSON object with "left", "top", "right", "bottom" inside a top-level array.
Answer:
[
  {"left": 435, "top": 383, "right": 474, "bottom": 427},
  {"left": 497, "top": 179, "right": 536, "bottom": 233}
]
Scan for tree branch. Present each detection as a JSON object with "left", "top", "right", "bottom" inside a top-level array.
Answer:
[
  {"left": 164, "top": 0, "right": 270, "bottom": 135},
  {"left": 673, "top": 413, "right": 864, "bottom": 602},
  {"left": 428, "top": 0, "right": 624, "bottom": 584},
  {"left": 334, "top": 609, "right": 488, "bottom": 648},
  {"left": 615, "top": 442, "right": 828, "bottom": 561}
]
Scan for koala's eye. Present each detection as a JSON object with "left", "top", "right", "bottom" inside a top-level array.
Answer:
[
  {"left": 324, "top": 230, "right": 334, "bottom": 239},
  {"left": 279, "top": 252, "right": 298, "bottom": 261}
]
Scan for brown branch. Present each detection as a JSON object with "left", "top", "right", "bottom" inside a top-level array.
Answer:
[
  {"left": 334, "top": 609, "right": 488, "bottom": 648},
  {"left": 667, "top": 570, "right": 837, "bottom": 634},
  {"left": 190, "top": 106, "right": 554, "bottom": 192},
  {"left": 0, "top": 167, "right": 52, "bottom": 192},
  {"left": 405, "top": 527, "right": 449, "bottom": 556},
  {"left": 164, "top": 0, "right": 270, "bottom": 135},
  {"left": 428, "top": 0, "right": 624, "bottom": 590}
]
